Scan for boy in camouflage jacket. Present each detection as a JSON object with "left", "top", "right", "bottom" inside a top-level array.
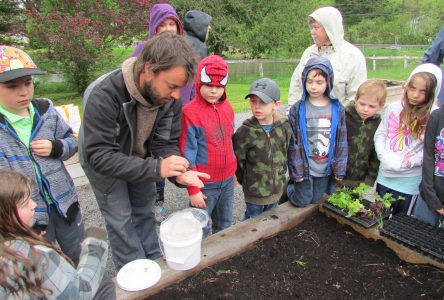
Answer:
[
  {"left": 233, "top": 78, "right": 292, "bottom": 219},
  {"left": 343, "top": 79, "right": 386, "bottom": 187}
]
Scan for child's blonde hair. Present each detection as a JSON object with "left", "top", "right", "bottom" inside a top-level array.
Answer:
[
  {"left": 356, "top": 79, "right": 387, "bottom": 105},
  {"left": 400, "top": 72, "right": 437, "bottom": 140},
  {"left": 0, "top": 170, "right": 72, "bottom": 298}
]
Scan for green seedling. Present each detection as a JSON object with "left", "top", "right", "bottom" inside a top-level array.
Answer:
[{"left": 293, "top": 256, "right": 306, "bottom": 267}]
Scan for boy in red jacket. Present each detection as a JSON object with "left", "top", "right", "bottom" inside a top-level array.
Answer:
[{"left": 179, "top": 55, "right": 236, "bottom": 236}]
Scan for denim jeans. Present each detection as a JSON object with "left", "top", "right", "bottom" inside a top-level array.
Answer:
[
  {"left": 156, "top": 179, "right": 165, "bottom": 193},
  {"left": 202, "top": 176, "right": 234, "bottom": 236},
  {"left": 287, "top": 176, "right": 331, "bottom": 207},
  {"left": 244, "top": 202, "right": 278, "bottom": 220},
  {"left": 412, "top": 194, "right": 443, "bottom": 227},
  {"left": 90, "top": 179, "right": 160, "bottom": 271},
  {"left": 376, "top": 183, "right": 414, "bottom": 215}
]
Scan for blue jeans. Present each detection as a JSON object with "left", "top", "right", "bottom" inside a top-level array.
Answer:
[
  {"left": 201, "top": 176, "right": 234, "bottom": 236},
  {"left": 244, "top": 202, "right": 278, "bottom": 220},
  {"left": 90, "top": 179, "right": 160, "bottom": 271},
  {"left": 412, "top": 195, "right": 443, "bottom": 227},
  {"left": 376, "top": 183, "right": 413, "bottom": 215},
  {"left": 287, "top": 176, "right": 331, "bottom": 207},
  {"left": 156, "top": 179, "right": 165, "bottom": 193}
]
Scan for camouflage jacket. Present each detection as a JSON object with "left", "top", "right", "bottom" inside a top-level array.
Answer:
[
  {"left": 233, "top": 113, "right": 292, "bottom": 205},
  {"left": 343, "top": 102, "right": 381, "bottom": 187}
]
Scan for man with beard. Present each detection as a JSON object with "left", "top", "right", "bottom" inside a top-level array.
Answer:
[{"left": 79, "top": 32, "right": 209, "bottom": 271}]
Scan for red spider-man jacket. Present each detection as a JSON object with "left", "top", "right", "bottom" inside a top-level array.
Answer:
[{"left": 179, "top": 55, "right": 237, "bottom": 195}]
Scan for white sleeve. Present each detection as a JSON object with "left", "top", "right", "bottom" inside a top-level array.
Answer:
[{"left": 374, "top": 107, "right": 389, "bottom": 160}]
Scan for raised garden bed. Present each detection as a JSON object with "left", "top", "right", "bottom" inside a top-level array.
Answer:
[
  {"left": 381, "top": 214, "right": 444, "bottom": 263},
  {"left": 152, "top": 211, "right": 444, "bottom": 299}
]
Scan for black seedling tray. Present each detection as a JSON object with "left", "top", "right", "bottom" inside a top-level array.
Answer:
[
  {"left": 322, "top": 199, "right": 390, "bottom": 229},
  {"left": 380, "top": 214, "right": 444, "bottom": 262}
]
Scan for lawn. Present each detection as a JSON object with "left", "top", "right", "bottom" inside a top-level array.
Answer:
[{"left": 33, "top": 47, "right": 424, "bottom": 113}]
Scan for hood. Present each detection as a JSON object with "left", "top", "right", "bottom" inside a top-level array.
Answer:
[
  {"left": 184, "top": 10, "right": 212, "bottom": 42},
  {"left": 300, "top": 56, "right": 335, "bottom": 101},
  {"left": 195, "top": 55, "right": 228, "bottom": 104},
  {"left": 148, "top": 3, "right": 183, "bottom": 38},
  {"left": 346, "top": 101, "right": 380, "bottom": 123},
  {"left": 243, "top": 113, "right": 286, "bottom": 128},
  {"left": 309, "top": 6, "right": 344, "bottom": 50},
  {"left": 406, "top": 63, "right": 442, "bottom": 107}
]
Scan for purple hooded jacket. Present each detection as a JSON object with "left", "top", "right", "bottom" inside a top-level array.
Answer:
[
  {"left": 131, "top": 4, "right": 183, "bottom": 56},
  {"left": 131, "top": 3, "right": 194, "bottom": 105}
]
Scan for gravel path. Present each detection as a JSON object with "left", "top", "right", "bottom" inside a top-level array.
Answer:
[{"left": 78, "top": 104, "right": 289, "bottom": 277}]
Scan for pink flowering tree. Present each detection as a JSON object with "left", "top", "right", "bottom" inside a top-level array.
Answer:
[{"left": 25, "top": 0, "right": 151, "bottom": 93}]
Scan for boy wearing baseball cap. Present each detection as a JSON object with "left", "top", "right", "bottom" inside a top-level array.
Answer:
[
  {"left": 0, "top": 46, "right": 83, "bottom": 264},
  {"left": 233, "top": 78, "right": 292, "bottom": 219}
]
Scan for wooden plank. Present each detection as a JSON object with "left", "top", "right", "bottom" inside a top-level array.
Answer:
[
  {"left": 320, "top": 206, "right": 444, "bottom": 270},
  {"left": 115, "top": 203, "right": 318, "bottom": 299}
]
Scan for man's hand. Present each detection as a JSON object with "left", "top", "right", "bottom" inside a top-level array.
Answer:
[
  {"left": 160, "top": 155, "right": 190, "bottom": 178},
  {"left": 190, "top": 192, "right": 207, "bottom": 208},
  {"left": 30, "top": 140, "right": 53, "bottom": 157},
  {"left": 437, "top": 208, "right": 444, "bottom": 216},
  {"left": 176, "top": 170, "right": 210, "bottom": 188}
]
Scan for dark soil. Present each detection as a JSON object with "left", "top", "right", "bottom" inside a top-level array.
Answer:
[{"left": 152, "top": 211, "right": 444, "bottom": 299}]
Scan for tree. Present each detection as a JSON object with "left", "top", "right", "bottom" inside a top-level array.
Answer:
[
  {"left": 0, "top": 0, "right": 25, "bottom": 44},
  {"left": 24, "top": 0, "right": 151, "bottom": 93}
]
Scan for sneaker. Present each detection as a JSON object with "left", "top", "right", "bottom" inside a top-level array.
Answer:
[{"left": 154, "top": 201, "right": 167, "bottom": 224}]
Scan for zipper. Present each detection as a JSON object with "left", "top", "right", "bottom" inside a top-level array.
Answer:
[
  {"left": 213, "top": 104, "right": 225, "bottom": 189},
  {"left": 6, "top": 118, "right": 61, "bottom": 215}
]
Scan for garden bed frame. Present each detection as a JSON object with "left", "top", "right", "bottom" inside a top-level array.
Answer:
[{"left": 115, "top": 203, "right": 444, "bottom": 299}]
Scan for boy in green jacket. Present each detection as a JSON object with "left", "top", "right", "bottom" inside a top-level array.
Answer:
[
  {"left": 233, "top": 78, "right": 292, "bottom": 219},
  {"left": 343, "top": 79, "right": 386, "bottom": 187}
]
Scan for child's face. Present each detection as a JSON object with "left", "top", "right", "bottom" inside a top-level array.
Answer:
[
  {"left": 0, "top": 76, "right": 34, "bottom": 116},
  {"left": 405, "top": 76, "right": 427, "bottom": 106},
  {"left": 156, "top": 18, "right": 178, "bottom": 34},
  {"left": 355, "top": 94, "right": 384, "bottom": 120},
  {"left": 200, "top": 84, "right": 225, "bottom": 104},
  {"left": 305, "top": 70, "right": 327, "bottom": 98},
  {"left": 17, "top": 195, "right": 36, "bottom": 227},
  {"left": 249, "top": 95, "right": 279, "bottom": 125},
  {"left": 309, "top": 21, "right": 330, "bottom": 46}
]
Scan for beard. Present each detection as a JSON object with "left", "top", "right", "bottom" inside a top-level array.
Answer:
[{"left": 141, "top": 79, "right": 171, "bottom": 106}]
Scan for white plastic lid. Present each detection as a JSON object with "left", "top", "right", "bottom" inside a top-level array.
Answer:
[{"left": 116, "top": 259, "right": 161, "bottom": 292}]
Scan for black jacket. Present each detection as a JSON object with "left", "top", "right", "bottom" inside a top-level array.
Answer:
[
  {"left": 79, "top": 69, "right": 182, "bottom": 192},
  {"left": 419, "top": 107, "right": 444, "bottom": 211}
]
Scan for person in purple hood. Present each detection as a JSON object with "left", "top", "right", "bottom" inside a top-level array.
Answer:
[
  {"left": 131, "top": 3, "right": 193, "bottom": 224},
  {"left": 131, "top": 3, "right": 183, "bottom": 56}
]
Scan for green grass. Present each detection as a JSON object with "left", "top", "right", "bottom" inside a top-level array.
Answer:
[
  {"left": 360, "top": 47, "right": 427, "bottom": 57},
  {"left": 32, "top": 47, "right": 424, "bottom": 113}
]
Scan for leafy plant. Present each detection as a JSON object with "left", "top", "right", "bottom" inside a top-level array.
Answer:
[{"left": 327, "top": 183, "right": 398, "bottom": 226}]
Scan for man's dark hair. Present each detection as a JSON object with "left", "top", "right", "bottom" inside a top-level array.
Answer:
[{"left": 135, "top": 31, "right": 197, "bottom": 83}]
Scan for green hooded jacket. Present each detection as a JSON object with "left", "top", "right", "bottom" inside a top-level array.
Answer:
[
  {"left": 233, "top": 113, "right": 292, "bottom": 205},
  {"left": 343, "top": 102, "right": 381, "bottom": 187}
]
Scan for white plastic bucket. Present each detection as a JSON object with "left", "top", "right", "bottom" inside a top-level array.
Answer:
[{"left": 159, "top": 209, "right": 207, "bottom": 270}]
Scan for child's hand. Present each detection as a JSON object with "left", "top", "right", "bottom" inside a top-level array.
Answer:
[
  {"left": 30, "top": 140, "right": 53, "bottom": 157},
  {"left": 335, "top": 176, "right": 343, "bottom": 182},
  {"left": 437, "top": 208, "right": 444, "bottom": 216},
  {"left": 190, "top": 192, "right": 207, "bottom": 208}
]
